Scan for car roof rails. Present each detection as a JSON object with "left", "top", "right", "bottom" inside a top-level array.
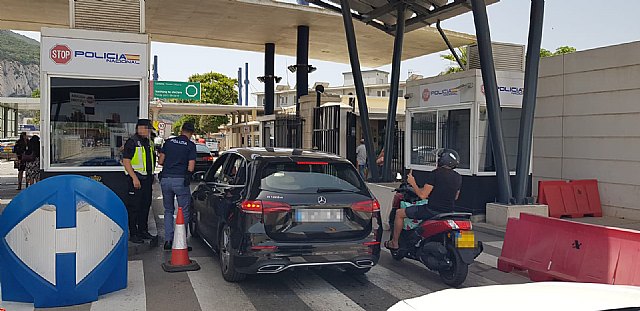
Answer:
[
  {"left": 292, "top": 149, "right": 303, "bottom": 156},
  {"left": 265, "top": 147, "right": 275, "bottom": 152}
]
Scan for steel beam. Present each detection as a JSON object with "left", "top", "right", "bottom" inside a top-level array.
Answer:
[
  {"left": 339, "top": 0, "right": 380, "bottom": 181},
  {"left": 381, "top": 3, "right": 406, "bottom": 182},
  {"left": 308, "top": 0, "right": 392, "bottom": 34},
  {"left": 264, "top": 43, "right": 275, "bottom": 115},
  {"left": 470, "top": 0, "right": 513, "bottom": 204},
  {"left": 244, "top": 63, "right": 249, "bottom": 106},
  {"left": 515, "top": 0, "right": 545, "bottom": 203},
  {"left": 295, "top": 25, "right": 310, "bottom": 148},
  {"left": 436, "top": 20, "right": 464, "bottom": 69},
  {"left": 238, "top": 67, "right": 243, "bottom": 106},
  {"left": 362, "top": 1, "right": 399, "bottom": 23},
  {"left": 403, "top": 0, "right": 467, "bottom": 30}
]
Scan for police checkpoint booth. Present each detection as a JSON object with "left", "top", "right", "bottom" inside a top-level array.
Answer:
[
  {"left": 0, "top": 28, "right": 149, "bottom": 307},
  {"left": 40, "top": 28, "right": 150, "bottom": 197},
  {"left": 404, "top": 65, "right": 530, "bottom": 215}
]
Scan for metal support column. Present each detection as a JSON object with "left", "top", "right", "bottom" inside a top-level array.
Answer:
[
  {"left": 436, "top": 20, "right": 464, "bottom": 69},
  {"left": 238, "top": 67, "right": 243, "bottom": 106},
  {"left": 13, "top": 109, "right": 18, "bottom": 137},
  {"left": 152, "top": 55, "right": 158, "bottom": 81},
  {"left": 470, "top": 0, "right": 513, "bottom": 203},
  {"left": 340, "top": 0, "right": 379, "bottom": 181},
  {"left": 245, "top": 63, "right": 249, "bottom": 106},
  {"left": 296, "top": 25, "right": 310, "bottom": 148},
  {"left": 381, "top": 3, "right": 406, "bottom": 182},
  {"left": 515, "top": 0, "right": 545, "bottom": 203},
  {"left": 264, "top": 43, "right": 275, "bottom": 115}
]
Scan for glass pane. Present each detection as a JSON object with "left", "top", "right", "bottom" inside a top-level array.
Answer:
[
  {"left": 439, "top": 109, "right": 471, "bottom": 169},
  {"left": 410, "top": 112, "right": 437, "bottom": 166},
  {"left": 478, "top": 107, "right": 522, "bottom": 172},
  {"left": 49, "top": 77, "right": 140, "bottom": 167},
  {"left": 260, "top": 162, "right": 365, "bottom": 194}
]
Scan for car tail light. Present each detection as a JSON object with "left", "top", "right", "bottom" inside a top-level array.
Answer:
[
  {"left": 296, "top": 161, "right": 328, "bottom": 165},
  {"left": 205, "top": 156, "right": 213, "bottom": 161},
  {"left": 241, "top": 200, "right": 262, "bottom": 214},
  {"left": 241, "top": 200, "right": 291, "bottom": 214},
  {"left": 351, "top": 200, "right": 380, "bottom": 213},
  {"left": 262, "top": 201, "right": 292, "bottom": 213}
]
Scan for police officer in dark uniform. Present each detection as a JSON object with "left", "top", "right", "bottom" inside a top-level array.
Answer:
[
  {"left": 158, "top": 122, "right": 197, "bottom": 250},
  {"left": 123, "top": 119, "right": 156, "bottom": 244}
]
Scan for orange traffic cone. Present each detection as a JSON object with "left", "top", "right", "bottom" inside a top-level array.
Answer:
[{"left": 162, "top": 207, "right": 200, "bottom": 272}]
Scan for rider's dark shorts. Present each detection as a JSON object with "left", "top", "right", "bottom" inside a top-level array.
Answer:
[{"left": 404, "top": 204, "right": 437, "bottom": 220}]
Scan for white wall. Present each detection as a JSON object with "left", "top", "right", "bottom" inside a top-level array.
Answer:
[{"left": 534, "top": 41, "right": 640, "bottom": 219}]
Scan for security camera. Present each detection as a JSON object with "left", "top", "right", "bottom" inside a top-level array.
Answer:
[{"left": 404, "top": 93, "right": 413, "bottom": 100}]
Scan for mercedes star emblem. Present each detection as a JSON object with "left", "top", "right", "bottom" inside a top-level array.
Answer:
[{"left": 318, "top": 196, "right": 327, "bottom": 205}]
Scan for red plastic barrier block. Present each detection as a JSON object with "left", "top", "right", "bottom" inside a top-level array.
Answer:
[
  {"left": 498, "top": 218, "right": 528, "bottom": 273},
  {"left": 537, "top": 180, "right": 567, "bottom": 205},
  {"left": 613, "top": 237, "right": 640, "bottom": 286},
  {"left": 572, "top": 184, "right": 592, "bottom": 215},
  {"left": 560, "top": 184, "right": 579, "bottom": 216},
  {"left": 570, "top": 179, "right": 603, "bottom": 217}
]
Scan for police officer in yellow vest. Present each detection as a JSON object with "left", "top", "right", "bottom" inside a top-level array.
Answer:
[{"left": 123, "top": 119, "right": 156, "bottom": 244}]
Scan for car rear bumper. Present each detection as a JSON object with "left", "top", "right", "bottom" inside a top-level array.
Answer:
[{"left": 233, "top": 239, "right": 380, "bottom": 274}]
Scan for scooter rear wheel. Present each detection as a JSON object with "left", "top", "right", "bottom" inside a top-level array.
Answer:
[{"left": 438, "top": 245, "right": 468, "bottom": 288}]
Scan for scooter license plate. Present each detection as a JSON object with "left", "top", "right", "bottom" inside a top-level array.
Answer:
[{"left": 455, "top": 231, "right": 475, "bottom": 248}]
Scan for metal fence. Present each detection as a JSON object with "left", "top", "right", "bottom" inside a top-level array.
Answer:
[
  {"left": 312, "top": 105, "right": 340, "bottom": 154},
  {"left": 274, "top": 114, "right": 302, "bottom": 148}
]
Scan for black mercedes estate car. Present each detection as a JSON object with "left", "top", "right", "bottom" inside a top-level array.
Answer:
[{"left": 191, "top": 148, "right": 381, "bottom": 282}]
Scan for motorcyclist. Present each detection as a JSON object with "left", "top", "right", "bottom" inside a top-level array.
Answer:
[{"left": 385, "top": 149, "right": 462, "bottom": 251}]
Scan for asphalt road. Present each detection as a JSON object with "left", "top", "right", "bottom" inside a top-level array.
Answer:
[{"left": 0, "top": 166, "right": 528, "bottom": 311}]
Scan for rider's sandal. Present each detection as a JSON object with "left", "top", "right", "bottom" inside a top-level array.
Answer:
[{"left": 384, "top": 240, "right": 399, "bottom": 251}]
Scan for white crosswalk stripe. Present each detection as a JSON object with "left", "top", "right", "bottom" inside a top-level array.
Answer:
[
  {"left": 365, "top": 265, "right": 432, "bottom": 300},
  {"left": 284, "top": 271, "right": 365, "bottom": 311},
  {"left": 91, "top": 260, "right": 146, "bottom": 311},
  {"left": 188, "top": 257, "right": 257, "bottom": 311}
]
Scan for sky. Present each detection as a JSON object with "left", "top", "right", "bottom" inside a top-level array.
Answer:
[{"left": 14, "top": 0, "right": 640, "bottom": 105}]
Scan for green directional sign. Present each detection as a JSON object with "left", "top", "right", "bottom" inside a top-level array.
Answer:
[{"left": 153, "top": 81, "right": 201, "bottom": 101}]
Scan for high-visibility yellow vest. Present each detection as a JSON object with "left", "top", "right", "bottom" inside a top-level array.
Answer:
[{"left": 125, "top": 138, "right": 155, "bottom": 176}]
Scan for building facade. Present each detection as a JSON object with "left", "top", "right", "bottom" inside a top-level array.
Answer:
[{"left": 534, "top": 41, "right": 640, "bottom": 220}]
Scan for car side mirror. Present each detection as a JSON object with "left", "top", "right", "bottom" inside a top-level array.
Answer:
[{"left": 193, "top": 171, "right": 206, "bottom": 181}]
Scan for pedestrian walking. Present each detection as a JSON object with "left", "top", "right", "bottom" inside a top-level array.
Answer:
[
  {"left": 356, "top": 138, "right": 367, "bottom": 179},
  {"left": 158, "top": 122, "right": 197, "bottom": 250},
  {"left": 23, "top": 135, "right": 40, "bottom": 186},
  {"left": 13, "top": 132, "right": 28, "bottom": 190},
  {"left": 122, "top": 119, "right": 156, "bottom": 244}
]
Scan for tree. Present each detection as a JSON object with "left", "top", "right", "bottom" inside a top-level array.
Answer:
[
  {"left": 541, "top": 46, "right": 577, "bottom": 58},
  {"left": 439, "top": 47, "right": 467, "bottom": 75},
  {"left": 172, "top": 72, "right": 239, "bottom": 136},
  {"left": 30, "top": 89, "right": 40, "bottom": 126}
]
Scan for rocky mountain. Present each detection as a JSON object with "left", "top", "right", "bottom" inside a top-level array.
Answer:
[{"left": 0, "top": 30, "right": 40, "bottom": 97}]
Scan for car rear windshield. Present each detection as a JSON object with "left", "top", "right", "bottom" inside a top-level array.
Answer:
[
  {"left": 196, "top": 144, "right": 210, "bottom": 153},
  {"left": 260, "top": 161, "right": 366, "bottom": 194}
]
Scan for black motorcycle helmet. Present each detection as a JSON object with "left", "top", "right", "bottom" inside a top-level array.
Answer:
[{"left": 437, "top": 148, "right": 460, "bottom": 169}]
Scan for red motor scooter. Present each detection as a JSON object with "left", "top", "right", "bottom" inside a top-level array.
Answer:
[{"left": 388, "top": 181, "right": 483, "bottom": 287}]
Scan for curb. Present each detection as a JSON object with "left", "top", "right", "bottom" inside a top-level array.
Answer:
[{"left": 473, "top": 222, "right": 506, "bottom": 238}]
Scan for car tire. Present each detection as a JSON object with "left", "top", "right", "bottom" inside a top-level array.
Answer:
[
  {"left": 189, "top": 212, "right": 199, "bottom": 238},
  {"left": 219, "top": 224, "right": 246, "bottom": 282}
]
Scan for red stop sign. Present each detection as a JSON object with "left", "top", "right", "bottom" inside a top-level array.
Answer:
[{"left": 50, "top": 44, "right": 72, "bottom": 64}]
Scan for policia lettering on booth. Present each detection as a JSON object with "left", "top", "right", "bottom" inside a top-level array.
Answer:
[{"left": 122, "top": 119, "right": 156, "bottom": 244}]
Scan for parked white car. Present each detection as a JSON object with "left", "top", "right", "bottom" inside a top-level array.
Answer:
[{"left": 388, "top": 282, "right": 640, "bottom": 311}]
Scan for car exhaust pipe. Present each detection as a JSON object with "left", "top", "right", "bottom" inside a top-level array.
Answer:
[
  {"left": 257, "top": 264, "right": 285, "bottom": 273},
  {"left": 355, "top": 260, "right": 374, "bottom": 267}
]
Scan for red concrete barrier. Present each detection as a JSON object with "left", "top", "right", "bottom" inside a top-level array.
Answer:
[
  {"left": 538, "top": 179, "right": 602, "bottom": 218},
  {"left": 498, "top": 214, "right": 640, "bottom": 286}
]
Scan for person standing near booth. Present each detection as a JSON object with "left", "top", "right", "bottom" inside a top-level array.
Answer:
[
  {"left": 123, "top": 119, "right": 156, "bottom": 244},
  {"left": 13, "top": 132, "right": 28, "bottom": 190},
  {"left": 157, "top": 122, "right": 197, "bottom": 250}
]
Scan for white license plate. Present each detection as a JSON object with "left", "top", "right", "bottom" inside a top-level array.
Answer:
[{"left": 295, "top": 209, "right": 343, "bottom": 222}]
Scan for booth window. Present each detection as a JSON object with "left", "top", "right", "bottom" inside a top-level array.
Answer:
[
  {"left": 49, "top": 77, "right": 140, "bottom": 167},
  {"left": 410, "top": 109, "right": 471, "bottom": 169},
  {"left": 478, "top": 107, "right": 521, "bottom": 172}
]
